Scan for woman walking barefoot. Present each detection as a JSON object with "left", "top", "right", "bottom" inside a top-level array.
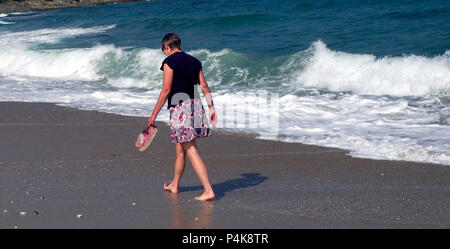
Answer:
[{"left": 147, "top": 33, "right": 217, "bottom": 201}]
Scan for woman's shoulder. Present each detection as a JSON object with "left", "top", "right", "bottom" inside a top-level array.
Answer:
[
  {"left": 182, "top": 52, "right": 202, "bottom": 67},
  {"left": 175, "top": 52, "right": 202, "bottom": 68},
  {"left": 160, "top": 54, "right": 177, "bottom": 70},
  {"left": 161, "top": 52, "right": 202, "bottom": 71}
]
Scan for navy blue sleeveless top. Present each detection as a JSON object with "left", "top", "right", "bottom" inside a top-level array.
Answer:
[{"left": 160, "top": 51, "right": 202, "bottom": 109}]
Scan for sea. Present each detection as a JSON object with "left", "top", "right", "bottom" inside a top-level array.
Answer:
[{"left": 0, "top": 0, "right": 449, "bottom": 165}]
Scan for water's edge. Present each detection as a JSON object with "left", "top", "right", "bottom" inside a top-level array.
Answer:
[{"left": 3, "top": 100, "right": 448, "bottom": 167}]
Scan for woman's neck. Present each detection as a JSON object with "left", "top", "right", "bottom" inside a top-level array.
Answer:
[{"left": 168, "top": 49, "right": 182, "bottom": 56}]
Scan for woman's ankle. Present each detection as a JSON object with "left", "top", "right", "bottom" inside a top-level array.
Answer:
[{"left": 204, "top": 188, "right": 214, "bottom": 194}]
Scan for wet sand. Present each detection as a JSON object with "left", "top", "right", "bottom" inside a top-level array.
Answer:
[{"left": 0, "top": 101, "right": 449, "bottom": 228}]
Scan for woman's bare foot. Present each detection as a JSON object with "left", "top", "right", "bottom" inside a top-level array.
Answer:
[
  {"left": 195, "top": 191, "right": 215, "bottom": 201},
  {"left": 163, "top": 182, "right": 178, "bottom": 193}
]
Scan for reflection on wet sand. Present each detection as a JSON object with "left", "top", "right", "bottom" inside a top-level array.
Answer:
[
  {"left": 163, "top": 173, "right": 268, "bottom": 228},
  {"left": 164, "top": 192, "right": 214, "bottom": 229}
]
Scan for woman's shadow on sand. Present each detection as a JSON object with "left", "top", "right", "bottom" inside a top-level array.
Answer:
[{"left": 179, "top": 173, "right": 268, "bottom": 200}]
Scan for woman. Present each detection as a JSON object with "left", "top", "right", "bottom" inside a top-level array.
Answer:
[{"left": 147, "top": 33, "right": 217, "bottom": 201}]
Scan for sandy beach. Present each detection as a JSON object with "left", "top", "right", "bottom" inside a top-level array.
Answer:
[{"left": 0, "top": 101, "right": 449, "bottom": 228}]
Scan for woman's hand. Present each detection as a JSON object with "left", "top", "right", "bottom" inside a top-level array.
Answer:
[
  {"left": 147, "top": 115, "right": 156, "bottom": 127},
  {"left": 209, "top": 105, "right": 217, "bottom": 127}
]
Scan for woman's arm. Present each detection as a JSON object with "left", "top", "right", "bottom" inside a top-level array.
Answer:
[
  {"left": 148, "top": 63, "right": 173, "bottom": 126},
  {"left": 198, "top": 69, "right": 217, "bottom": 127}
]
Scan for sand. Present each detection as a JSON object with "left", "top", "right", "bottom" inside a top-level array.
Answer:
[{"left": 0, "top": 101, "right": 449, "bottom": 228}]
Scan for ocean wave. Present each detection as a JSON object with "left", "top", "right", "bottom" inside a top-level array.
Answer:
[
  {"left": 0, "top": 24, "right": 116, "bottom": 44},
  {"left": 296, "top": 40, "right": 450, "bottom": 97},
  {"left": 0, "top": 13, "right": 14, "bottom": 24},
  {"left": 8, "top": 12, "right": 34, "bottom": 15},
  {"left": 0, "top": 25, "right": 448, "bottom": 98},
  {"left": 0, "top": 29, "right": 449, "bottom": 99},
  {"left": 0, "top": 12, "right": 33, "bottom": 17},
  {"left": 0, "top": 44, "right": 117, "bottom": 80}
]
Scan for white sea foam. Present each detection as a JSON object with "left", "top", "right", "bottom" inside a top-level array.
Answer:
[
  {"left": 257, "top": 93, "right": 450, "bottom": 165},
  {"left": 8, "top": 12, "right": 33, "bottom": 15},
  {"left": 0, "top": 26, "right": 165, "bottom": 84},
  {"left": 0, "top": 12, "right": 33, "bottom": 17},
  {"left": 0, "top": 13, "right": 14, "bottom": 24},
  {"left": 0, "top": 24, "right": 116, "bottom": 43},
  {"left": 296, "top": 40, "right": 450, "bottom": 97},
  {"left": 0, "top": 44, "right": 116, "bottom": 80}
]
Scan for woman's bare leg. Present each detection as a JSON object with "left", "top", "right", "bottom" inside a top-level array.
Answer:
[
  {"left": 164, "top": 143, "right": 186, "bottom": 193},
  {"left": 181, "top": 140, "right": 215, "bottom": 201}
]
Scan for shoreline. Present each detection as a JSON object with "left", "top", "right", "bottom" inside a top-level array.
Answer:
[
  {"left": 1, "top": 101, "right": 449, "bottom": 228},
  {"left": 25, "top": 101, "right": 450, "bottom": 167},
  {"left": 0, "top": 0, "right": 146, "bottom": 14}
]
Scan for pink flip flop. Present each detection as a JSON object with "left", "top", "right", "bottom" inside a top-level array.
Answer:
[{"left": 136, "top": 125, "right": 158, "bottom": 152}]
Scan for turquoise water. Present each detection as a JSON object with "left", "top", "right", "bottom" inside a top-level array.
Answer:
[{"left": 0, "top": 0, "right": 449, "bottom": 165}]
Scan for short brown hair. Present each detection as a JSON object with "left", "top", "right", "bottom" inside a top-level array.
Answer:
[{"left": 161, "top": 33, "right": 181, "bottom": 50}]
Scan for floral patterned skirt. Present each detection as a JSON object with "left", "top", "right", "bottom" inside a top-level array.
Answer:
[{"left": 169, "top": 98, "right": 212, "bottom": 143}]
